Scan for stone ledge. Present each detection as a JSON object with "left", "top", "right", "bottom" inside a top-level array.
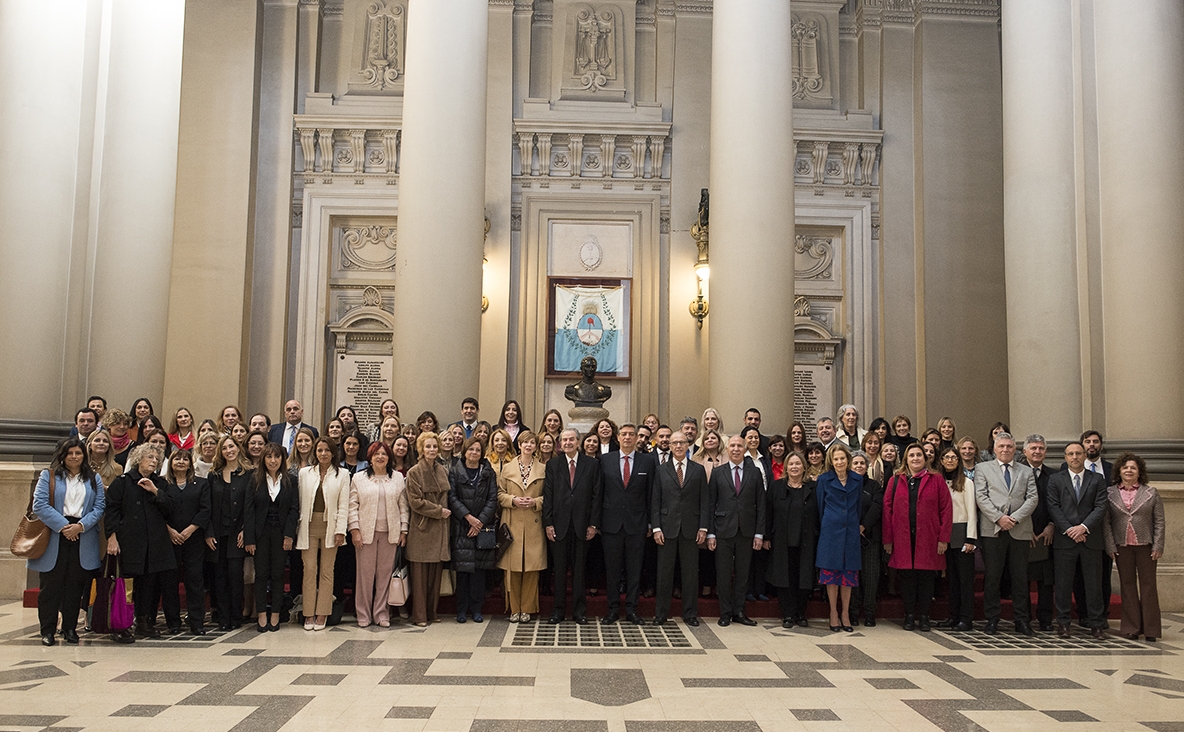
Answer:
[{"left": 0, "top": 419, "right": 70, "bottom": 461}]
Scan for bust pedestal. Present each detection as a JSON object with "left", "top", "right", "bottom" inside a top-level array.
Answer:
[{"left": 567, "top": 406, "right": 609, "bottom": 438}]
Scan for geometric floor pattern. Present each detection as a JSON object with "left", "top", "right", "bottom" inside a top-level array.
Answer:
[{"left": 1, "top": 601, "right": 1183, "bottom": 731}]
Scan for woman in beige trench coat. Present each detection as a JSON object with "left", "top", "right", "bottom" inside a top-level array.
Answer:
[
  {"left": 498, "top": 430, "right": 546, "bottom": 621},
  {"left": 405, "top": 432, "right": 451, "bottom": 627}
]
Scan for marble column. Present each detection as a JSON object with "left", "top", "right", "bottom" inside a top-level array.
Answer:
[
  {"left": 1001, "top": 0, "right": 1083, "bottom": 441},
  {"left": 707, "top": 0, "right": 795, "bottom": 430},
  {"left": 1094, "top": 0, "right": 1184, "bottom": 440},
  {"left": 391, "top": 1, "right": 488, "bottom": 416}
]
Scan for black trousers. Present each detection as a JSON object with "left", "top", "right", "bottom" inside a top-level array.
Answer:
[
  {"left": 715, "top": 535, "right": 754, "bottom": 619},
  {"left": 132, "top": 570, "right": 167, "bottom": 622},
  {"left": 38, "top": 530, "right": 91, "bottom": 636},
  {"left": 982, "top": 530, "right": 1030, "bottom": 621},
  {"left": 162, "top": 536, "right": 206, "bottom": 628},
  {"left": 602, "top": 530, "right": 645, "bottom": 614},
  {"left": 851, "top": 541, "right": 882, "bottom": 617},
  {"left": 1056, "top": 544, "right": 1106, "bottom": 628},
  {"left": 656, "top": 534, "right": 700, "bottom": 620},
  {"left": 1074, "top": 553, "right": 1113, "bottom": 623},
  {"left": 899, "top": 569, "right": 936, "bottom": 617},
  {"left": 946, "top": 547, "right": 976, "bottom": 623},
  {"left": 550, "top": 528, "right": 589, "bottom": 618},
  {"left": 254, "top": 524, "right": 287, "bottom": 612},
  {"left": 455, "top": 569, "right": 486, "bottom": 616},
  {"left": 1028, "top": 556, "right": 1055, "bottom": 627},
  {"left": 772, "top": 544, "right": 808, "bottom": 620},
  {"left": 213, "top": 539, "right": 244, "bottom": 627}
]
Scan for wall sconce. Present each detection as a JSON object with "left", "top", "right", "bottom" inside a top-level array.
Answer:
[
  {"left": 482, "top": 216, "right": 491, "bottom": 313},
  {"left": 688, "top": 189, "right": 709, "bottom": 329}
]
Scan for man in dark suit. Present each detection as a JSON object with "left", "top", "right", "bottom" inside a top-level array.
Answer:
[
  {"left": 651, "top": 431, "right": 708, "bottom": 626},
  {"left": 1023, "top": 435, "right": 1056, "bottom": 632},
  {"left": 599, "top": 424, "right": 654, "bottom": 625},
  {"left": 1047, "top": 442, "right": 1110, "bottom": 638},
  {"left": 1062, "top": 430, "right": 1114, "bottom": 625},
  {"left": 707, "top": 434, "right": 766, "bottom": 627},
  {"left": 543, "top": 428, "right": 602, "bottom": 624},
  {"left": 743, "top": 408, "right": 771, "bottom": 454},
  {"left": 268, "top": 400, "right": 318, "bottom": 449}
]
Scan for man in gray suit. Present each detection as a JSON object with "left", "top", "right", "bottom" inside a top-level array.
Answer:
[
  {"left": 1046, "top": 442, "right": 1110, "bottom": 639},
  {"left": 974, "top": 432, "right": 1038, "bottom": 635},
  {"left": 651, "top": 432, "right": 708, "bottom": 626}
]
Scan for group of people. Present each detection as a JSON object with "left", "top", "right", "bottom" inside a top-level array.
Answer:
[{"left": 31, "top": 396, "right": 1165, "bottom": 647}]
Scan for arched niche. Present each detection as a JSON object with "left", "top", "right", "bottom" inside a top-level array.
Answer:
[{"left": 327, "top": 298, "right": 394, "bottom": 435}]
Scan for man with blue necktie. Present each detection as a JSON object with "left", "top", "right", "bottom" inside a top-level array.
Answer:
[
  {"left": 1047, "top": 442, "right": 1109, "bottom": 639},
  {"left": 975, "top": 432, "right": 1038, "bottom": 635},
  {"left": 268, "top": 400, "right": 318, "bottom": 449}
]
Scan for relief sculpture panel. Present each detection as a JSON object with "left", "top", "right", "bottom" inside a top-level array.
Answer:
[{"left": 347, "top": 0, "right": 406, "bottom": 95}]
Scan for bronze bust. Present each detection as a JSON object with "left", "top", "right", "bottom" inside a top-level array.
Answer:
[{"left": 564, "top": 356, "right": 612, "bottom": 408}]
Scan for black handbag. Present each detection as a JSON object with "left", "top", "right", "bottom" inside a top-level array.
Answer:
[
  {"left": 477, "top": 525, "right": 498, "bottom": 551},
  {"left": 495, "top": 522, "right": 513, "bottom": 560}
]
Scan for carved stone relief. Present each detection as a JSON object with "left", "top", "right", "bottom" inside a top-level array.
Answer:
[
  {"left": 795, "top": 235, "right": 834, "bottom": 280},
  {"left": 554, "top": 1, "right": 631, "bottom": 102},
  {"left": 340, "top": 223, "right": 397, "bottom": 270},
  {"left": 789, "top": 11, "right": 836, "bottom": 109},
  {"left": 348, "top": 0, "right": 406, "bottom": 95},
  {"left": 574, "top": 5, "right": 616, "bottom": 92}
]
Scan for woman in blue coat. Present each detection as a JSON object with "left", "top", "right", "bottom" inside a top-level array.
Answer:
[
  {"left": 815, "top": 443, "right": 863, "bottom": 632},
  {"left": 29, "top": 437, "right": 106, "bottom": 646}
]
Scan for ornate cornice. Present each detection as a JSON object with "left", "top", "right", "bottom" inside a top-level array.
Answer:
[
  {"left": 674, "top": 1, "right": 712, "bottom": 15},
  {"left": 916, "top": 0, "right": 998, "bottom": 18}
]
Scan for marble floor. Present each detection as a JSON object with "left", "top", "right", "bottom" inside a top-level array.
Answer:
[{"left": 1, "top": 602, "right": 1182, "bottom": 732}]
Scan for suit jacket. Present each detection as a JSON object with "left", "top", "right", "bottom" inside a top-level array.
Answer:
[
  {"left": 206, "top": 469, "right": 250, "bottom": 557},
  {"left": 1045, "top": 469, "right": 1108, "bottom": 551},
  {"left": 165, "top": 476, "right": 211, "bottom": 534},
  {"left": 1060, "top": 458, "right": 1112, "bottom": 484},
  {"left": 599, "top": 450, "right": 654, "bottom": 535},
  {"left": 1103, "top": 483, "right": 1165, "bottom": 555},
  {"left": 974, "top": 460, "right": 1038, "bottom": 539},
  {"left": 296, "top": 464, "right": 351, "bottom": 549},
  {"left": 859, "top": 476, "right": 884, "bottom": 544},
  {"left": 650, "top": 458, "right": 708, "bottom": 540},
  {"left": 707, "top": 457, "right": 766, "bottom": 539},
  {"left": 27, "top": 470, "right": 107, "bottom": 574},
  {"left": 269, "top": 421, "right": 319, "bottom": 447},
  {"left": 543, "top": 452, "right": 603, "bottom": 541},
  {"left": 243, "top": 473, "right": 300, "bottom": 546},
  {"left": 1028, "top": 463, "right": 1054, "bottom": 535}
]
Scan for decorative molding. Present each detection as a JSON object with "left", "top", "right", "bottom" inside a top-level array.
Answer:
[
  {"left": 573, "top": 4, "right": 618, "bottom": 93},
  {"left": 512, "top": 121, "right": 672, "bottom": 181},
  {"left": 916, "top": 0, "right": 998, "bottom": 18},
  {"left": 341, "top": 224, "right": 397, "bottom": 270},
  {"left": 793, "top": 295, "right": 811, "bottom": 318},
  {"left": 359, "top": 1, "right": 405, "bottom": 91},
  {"left": 795, "top": 235, "right": 835, "bottom": 280},
  {"left": 673, "top": 1, "right": 712, "bottom": 14},
  {"left": 0, "top": 419, "right": 71, "bottom": 460}
]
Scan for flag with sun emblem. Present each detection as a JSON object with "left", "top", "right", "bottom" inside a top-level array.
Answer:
[{"left": 551, "top": 281, "right": 629, "bottom": 375}]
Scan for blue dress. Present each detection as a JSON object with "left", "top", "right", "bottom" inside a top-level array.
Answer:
[{"left": 814, "top": 470, "right": 864, "bottom": 585}]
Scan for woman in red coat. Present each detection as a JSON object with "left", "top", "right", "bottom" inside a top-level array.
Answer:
[{"left": 882, "top": 443, "right": 952, "bottom": 632}]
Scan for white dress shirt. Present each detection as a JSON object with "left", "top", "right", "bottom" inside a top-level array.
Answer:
[
  {"left": 267, "top": 473, "right": 282, "bottom": 501},
  {"left": 62, "top": 474, "right": 86, "bottom": 517}
]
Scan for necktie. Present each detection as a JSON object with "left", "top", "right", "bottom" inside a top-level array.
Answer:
[
  {"left": 733, "top": 465, "right": 741, "bottom": 495},
  {"left": 569, "top": 459, "right": 576, "bottom": 487},
  {"left": 622, "top": 455, "right": 631, "bottom": 487},
  {"left": 1003, "top": 464, "right": 1011, "bottom": 490},
  {"left": 285, "top": 425, "right": 295, "bottom": 451},
  {"left": 1074, "top": 473, "right": 1082, "bottom": 502},
  {"left": 660, "top": 452, "right": 668, "bottom": 465},
  {"left": 465, "top": 424, "right": 473, "bottom": 439},
  {"left": 1089, "top": 462, "right": 1099, "bottom": 474},
  {"left": 676, "top": 461, "right": 684, "bottom": 486}
]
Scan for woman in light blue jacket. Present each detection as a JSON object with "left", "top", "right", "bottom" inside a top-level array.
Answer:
[{"left": 28, "top": 437, "right": 106, "bottom": 646}]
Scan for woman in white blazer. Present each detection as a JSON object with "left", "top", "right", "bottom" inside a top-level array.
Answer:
[
  {"left": 297, "top": 437, "right": 351, "bottom": 631},
  {"left": 348, "top": 443, "right": 409, "bottom": 628}
]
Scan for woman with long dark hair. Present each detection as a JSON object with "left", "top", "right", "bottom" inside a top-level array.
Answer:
[
  {"left": 298, "top": 438, "right": 350, "bottom": 631},
  {"left": 162, "top": 448, "right": 211, "bottom": 634},
  {"left": 938, "top": 446, "right": 977, "bottom": 631},
  {"left": 495, "top": 400, "right": 529, "bottom": 448},
  {"left": 28, "top": 437, "right": 106, "bottom": 646},
  {"left": 206, "top": 435, "right": 250, "bottom": 630},
  {"left": 244, "top": 443, "right": 299, "bottom": 632}
]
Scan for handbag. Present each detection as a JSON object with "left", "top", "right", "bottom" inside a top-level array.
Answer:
[
  {"left": 439, "top": 567, "right": 455, "bottom": 596},
  {"left": 495, "top": 522, "right": 513, "bottom": 561},
  {"left": 477, "top": 525, "right": 498, "bottom": 551},
  {"left": 96, "top": 555, "right": 135, "bottom": 633},
  {"left": 11, "top": 473, "right": 53, "bottom": 560},
  {"left": 387, "top": 546, "right": 409, "bottom": 606}
]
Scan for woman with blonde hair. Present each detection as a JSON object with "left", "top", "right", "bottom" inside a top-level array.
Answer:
[
  {"left": 405, "top": 431, "right": 451, "bottom": 626},
  {"left": 169, "top": 408, "right": 197, "bottom": 451},
  {"left": 286, "top": 427, "right": 316, "bottom": 474},
  {"left": 697, "top": 408, "right": 724, "bottom": 449},
  {"left": 87, "top": 429, "right": 123, "bottom": 487},
  {"left": 378, "top": 416, "right": 401, "bottom": 450},
  {"left": 206, "top": 435, "right": 250, "bottom": 630},
  {"left": 194, "top": 431, "right": 219, "bottom": 479},
  {"left": 691, "top": 429, "right": 725, "bottom": 479},
  {"left": 487, "top": 428, "right": 516, "bottom": 470},
  {"left": 498, "top": 430, "right": 546, "bottom": 622},
  {"left": 215, "top": 405, "right": 244, "bottom": 436},
  {"left": 814, "top": 443, "right": 863, "bottom": 632}
]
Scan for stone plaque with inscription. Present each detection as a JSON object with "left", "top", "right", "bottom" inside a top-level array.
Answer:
[
  {"left": 334, "top": 354, "right": 393, "bottom": 432},
  {"left": 794, "top": 365, "right": 834, "bottom": 441}
]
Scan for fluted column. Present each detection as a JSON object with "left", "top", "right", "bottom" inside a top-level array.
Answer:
[
  {"left": 391, "top": 1, "right": 488, "bottom": 415},
  {"left": 707, "top": 0, "right": 795, "bottom": 429},
  {"left": 1001, "top": 0, "right": 1083, "bottom": 440},
  {"left": 1094, "top": 0, "right": 1184, "bottom": 440}
]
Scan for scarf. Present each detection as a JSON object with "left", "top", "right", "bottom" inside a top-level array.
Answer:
[{"left": 111, "top": 431, "right": 132, "bottom": 452}]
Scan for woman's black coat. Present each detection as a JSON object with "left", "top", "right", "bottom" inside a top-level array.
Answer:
[
  {"left": 206, "top": 469, "right": 250, "bottom": 558},
  {"left": 447, "top": 460, "right": 499, "bottom": 573},
  {"left": 764, "top": 477, "right": 818, "bottom": 590},
  {"left": 106, "top": 470, "right": 177, "bottom": 575},
  {"left": 243, "top": 472, "right": 300, "bottom": 546}
]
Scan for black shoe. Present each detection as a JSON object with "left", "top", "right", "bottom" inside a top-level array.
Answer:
[
  {"left": 654, "top": 616, "right": 668, "bottom": 626},
  {"left": 136, "top": 620, "right": 161, "bottom": 639},
  {"left": 256, "top": 623, "right": 269, "bottom": 633},
  {"left": 1039, "top": 622, "right": 1054, "bottom": 632},
  {"left": 190, "top": 625, "right": 207, "bottom": 636},
  {"left": 830, "top": 625, "right": 841, "bottom": 632},
  {"left": 62, "top": 628, "right": 80, "bottom": 645},
  {"left": 111, "top": 629, "right": 135, "bottom": 644},
  {"left": 1015, "top": 621, "right": 1035, "bottom": 637},
  {"left": 734, "top": 615, "right": 757, "bottom": 627},
  {"left": 983, "top": 619, "right": 999, "bottom": 635},
  {"left": 601, "top": 612, "right": 620, "bottom": 625},
  {"left": 918, "top": 616, "right": 931, "bottom": 632},
  {"left": 953, "top": 621, "right": 973, "bottom": 632},
  {"left": 717, "top": 615, "right": 731, "bottom": 627},
  {"left": 1147, "top": 636, "right": 1157, "bottom": 642},
  {"left": 863, "top": 615, "right": 876, "bottom": 627},
  {"left": 902, "top": 615, "right": 915, "bottom": 631},
  {"left": 1091, "top": 627, "right": 1110, "bottom": 640},
  {"left": 548, "top": 615, "right": 563, "bottom": 625},
  {"left": 41, "top": 633, "right": 56, "bottom": 647},
  {"left": 626, "top": 613, "right": 644, "bottom": 626},
  {"left": 166, "top": 626, "right": 183, "bottom": 636},
  {"left": 685, "top": 618, "right": 700, "bottom": 627},
  {"left": 782, "top": 618, "right": 794, "bottom": 629},
  {"left": 842, "top": 625, "right": 854, "bottom": 632},
  {"left": 574, "top": 615, "right": 588, "bottom": 625},
  {"left": 796, "top": 617, "right": 809, "bottom": 628}
]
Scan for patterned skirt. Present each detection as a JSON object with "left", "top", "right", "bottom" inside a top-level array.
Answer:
[{"left": 818, "top": 568, "right": 860, "bottom": 587}]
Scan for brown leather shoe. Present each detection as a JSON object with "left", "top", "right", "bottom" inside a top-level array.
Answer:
[
  {"left": 1091, "top": 627, "right": 1110, "bottom": 640},
  {"left": 1056, "top": 623, "right": 1071, "bottom": 638}
]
